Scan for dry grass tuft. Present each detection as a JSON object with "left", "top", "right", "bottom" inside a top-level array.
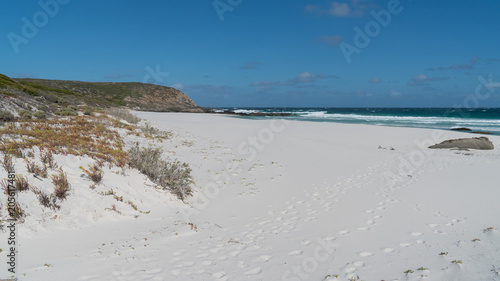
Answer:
[
  {"left": 80, "top": 163, "right": 104, "bottom": 183},
  {"left": 128, "top": 143, "right": 193, "bottom": 201},
  {"left": 105, "top": 107, "right": 140, "bottom": 124}
]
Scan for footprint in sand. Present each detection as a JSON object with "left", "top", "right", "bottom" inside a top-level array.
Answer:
[
  {"left": 353, "top": 261, "right": 365, "bottom": 267},
  {"left": 304, "top": 217, "right": 316, "bottom": 222},
  {"left": 399, "top": 242, "right": 411, "bottom": 247},
  {"left": 257, "top": 255, "right": 273, "bottom": 262},
  {"left": 302, "top": 240, "right": 312, "bottom": 246},
  {"left": 358, "top": 251, "right": 373, "bottom": 257},
  {"left": 259, "top": 220, "right": 272, "bottom": 226},
  {"left": 345, "top": 267, "right": 357, "bottom": 273},
  {"left": 339, "top": 230, "right": 350, "bottom": 235},
  {"left": 228, "top": 251, "right": 240, "bottom": 257},
  {"left": 171, "top": 269, "right": 182, "bottom": 276},
  {"left": 324, "top": 236, "right": 336, "bottom": 241},
  {"left": 411, "top": 232, "right": 423, "bottom": 237},
  {"left": 383, "top": 248, "right": 394, "bottom": 253},
  {"left": 244, "top": 267, "right": 262, "bottom": 276},
  {"left": 173, "top": 250, "right": 185, "bottom": 256},
  {"left": 169, "top": 257, "right": 181, "bottom": 264},
  {"left": 212, "top": 271, "right": 228, "bottom": 280},
  {"left": 238, "top": 261, "right": 249, "bottom": 268},
  {"left": 288, "top": 250, "right": 303, "bottom": 256}
]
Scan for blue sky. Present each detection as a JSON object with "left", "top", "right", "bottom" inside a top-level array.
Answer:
[{"left": 1, "top": 0, "right": 500, "bottom": 108}]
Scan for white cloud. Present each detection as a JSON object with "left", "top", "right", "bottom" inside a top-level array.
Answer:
[
  {"left": 390, "top": 90, "right": 402, "bottom": 97},
  {"left": 408, "top": 74, "right": 449, "bottom": 86},
  {"left": 251, "top": 72, "right": 338, "bottom": 88},
  {"left": 171, "top": 83, "right": 184, "bottom": 90},
  {"left": 318, "top": 35, "right": 344, "bottom": 46},
  {"left": 329, "top": 2, "right": 351, "bottom": 17},
  {"left": 305, "top": 0, "right": 369, "bottom": 17},
  {"left": 485, "top": 82, "right": 500, "bottom": 88},
  {"left": 369, "top": 78, "right": 382, "bottom": 83}
]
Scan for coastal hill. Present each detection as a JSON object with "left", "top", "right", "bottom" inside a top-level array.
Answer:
[{"left": 0, "top": 74, "right": 205, "bottom": 114}]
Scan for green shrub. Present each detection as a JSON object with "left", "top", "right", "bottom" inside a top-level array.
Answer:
[
  {"left": 33, "top": 111, "right": 47, "bottom": 119},
  {"left": 56, "top": 98, "right": 68, "bottom": 105},
  {"left": 128, "top": 143, "right": 193, "bottom": 201},
  {"left": 83, "top": 109, "right": 93, "bottom": 116},
  {"left": 19, "top": 110, "right": 32, "bottom": 120},
  {"left": 56, "top": 108, "right": 77, "bottom": 116},
  {"left": 0, "top": 110, "right": 15, "bottom": 122},
  {"left": 68, "top": 105, "right": 78, "bottom": 111}
]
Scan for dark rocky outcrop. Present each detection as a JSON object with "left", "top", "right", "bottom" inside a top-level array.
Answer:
[
  {"left": 451, "top": 127, "right": 472, "bottom": 131},
  {"left": 429, "top": 137, "right": 494, "bottom": 150}
]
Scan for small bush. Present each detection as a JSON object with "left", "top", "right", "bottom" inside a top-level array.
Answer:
[
  {"left": 0, "top": 110, "right": 15, "bottom": 122},
  {"left": 56, "top": 98, "right": 68, "bottom": 105},
  {"left": 40, "top": 149, "right": 57, "bottom": 169},
  {"left": 33, "top": 111, "right": 47, "bottom": 119},
  {"left": 56, "top": 108, "right": 77, "bottom": 116},
  {"left": 140, "top": 123, "right": 172, "bottom": 139},
  {"left": 106, "top": 107, "right": 140, "bottom": 124},
  {"left": 8, "top": 202, "right": 25, "bottom": 220},
  {"left": 19, "top": 110, "right": 32, "bottom": 120},
  {"left": 68, "top": 105, "right": 78, "bottom": 111},
  {"left": 0, "top": 179, "right": 10, "bottom": 194},
  {"left": 80, "top": 163, "right": 103, "bottom": 183},
  {"left": 128, "top": 143, "right": 193, "bottom": 201},
  {"left": 1, "top": 153, "right": 15, "bottom": 172},
  {"left": 39, "top": 164, "right": 48, "bottom": 178},
  {"left": 38, "top": 191, "right": 60, "bottom": 210},
  {"left": 26, "top": 159, "right": 37, "bottom": 173},
  {"left": 51, "top": 170, "right": 70, "bottom": 199},
  {"left": 83, "top": 109, "right": 93, "bottom": 116},
  {"left": 25, "top": 159, "right": 47, "bottom": 178},
  {"left": 14, "top": 174, "right": 30, "bottom": 192}
]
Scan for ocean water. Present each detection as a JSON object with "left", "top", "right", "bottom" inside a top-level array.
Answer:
[{"left": 216, "top": 108, "right": 500, "bottom": 135}]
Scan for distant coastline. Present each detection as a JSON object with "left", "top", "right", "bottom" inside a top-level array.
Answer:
[{"left": 206, "top": 107, "right": 500, "bottom": 135}]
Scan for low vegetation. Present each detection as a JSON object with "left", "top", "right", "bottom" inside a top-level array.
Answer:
[
  {"left": 51, "top": 169, "right": 70, "bottom": 199},
  {"left": 80, "top": 163, "right": 104, "bottom": 184},
  {"left": 0, "top": 110, "right": 15, "bottom": 122},
  {"left": 128, "top": 143, "right": 193, "bottom": 201},
  {"left": 105, "top": 107, "right": 141, "bottom": 124},
  {"left": 0, "top": 105, "right": 194, "bottom": 223},
  {"left": 0, "top": 115, "right": 128, "bottom": 167}
]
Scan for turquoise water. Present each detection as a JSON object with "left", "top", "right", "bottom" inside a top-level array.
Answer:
[{"left": 218, "top": 108, "right": 500, "bottom": 135}]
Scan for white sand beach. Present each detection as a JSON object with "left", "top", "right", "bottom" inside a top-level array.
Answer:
[{"left": 5, "top": 112, "right": 500, "bottom": 281}]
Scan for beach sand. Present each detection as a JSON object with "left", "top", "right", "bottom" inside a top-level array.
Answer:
[{"left": 6, "top": 112, "right": 500, "bottom": 281}]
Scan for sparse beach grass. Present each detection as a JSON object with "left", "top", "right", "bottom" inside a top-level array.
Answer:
[{"left": 0, "top": 108, "right": 194, "bottom": 220}]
